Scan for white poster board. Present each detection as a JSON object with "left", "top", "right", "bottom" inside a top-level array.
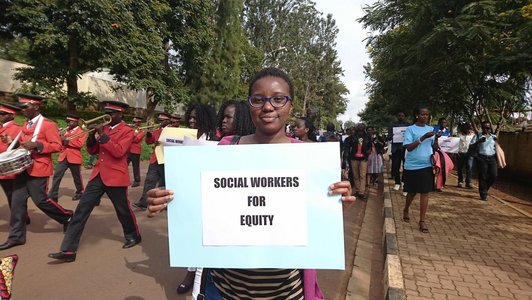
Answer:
[
  {"left": 438, "top": 137, "right": 460, "bottom": 153},
  {"left": 392, "top": 127, "right": 408, "bottom": 143}
]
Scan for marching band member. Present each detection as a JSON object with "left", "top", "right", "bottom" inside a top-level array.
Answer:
[
  {"left": 170, "top": 114, "right": 181, "bottom": 127},
  {"left": 0, "top": 103, "right": 23, "bottom": 210},
  {"left": 48, "top": 100, "right": 141, "bottom": 262},
  {"left": 132, "top": 112, "right": 171, "bottom": 210},
  {"left": 0, "top": 94, "right": 73, "bottom": 250},
  {"left": 48, "top": 114, "right": 86, "bottom": 202},
  {"left": 128, "top": 116, "right": 144, "bottom": 187}
]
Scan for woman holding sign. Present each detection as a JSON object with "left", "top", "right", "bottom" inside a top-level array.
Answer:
[{"left": 147, "top": 67, "right": 355, "bottom": 299}]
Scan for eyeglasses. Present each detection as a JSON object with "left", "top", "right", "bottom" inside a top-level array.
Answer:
[{"left": 248, "top": 95, "right": 292, "bottom": 108}]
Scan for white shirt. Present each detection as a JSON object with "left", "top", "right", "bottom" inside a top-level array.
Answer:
[{"left": 458, "top": 133, "right": 474, "bottom": 153}]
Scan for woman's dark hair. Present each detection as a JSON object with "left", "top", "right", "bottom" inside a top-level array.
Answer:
[
  {"left": 459, "top": 123, "right": 472, "bottom": 134},
  {"left": 248, "top": 67, "right": 294, "bottom": 99},
  {"left": 297, "top": 117, "right": 317, "bottom": 142},
  {"left": 438, "top": 117, "right": 447, "bottom": 125},
  {"left": 216, "top": 99, "right": 256, "bottom": 136},
  {"left": 185, "top": 103, "right": 217, "bottom": 140},
  {"left": 326, "top": 122, "right": 335, "bottom": 132},
  {"left": 413, "top": 105, "right": 430, "bottom": 123}
]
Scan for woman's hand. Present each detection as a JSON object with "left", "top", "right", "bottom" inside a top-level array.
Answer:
[
  {"left": 147, "top": 188, "right": 174, "bottom": 217},
  {"left": 329, "top": 180, "right": 356, "bottom": 209},
  {"left": 422, "top": 131, "right": 435, "bottom": 140}
]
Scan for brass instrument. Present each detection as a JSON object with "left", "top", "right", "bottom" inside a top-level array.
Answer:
[
  {"left": 65, "top": 114, "right": 112, "bottom": 140},
  {"left": 134, "top": 123, "right": 160, "bottom": 133}
]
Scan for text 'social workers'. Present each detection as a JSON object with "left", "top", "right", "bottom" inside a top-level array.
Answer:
[{"left": 212, "top": 176, "right": 300, "bottom": 227}]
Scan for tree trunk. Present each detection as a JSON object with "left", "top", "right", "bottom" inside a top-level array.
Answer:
[
  {"left": 66, "top": 32, "right": 79, "bottom": 113},
  {"left": 145, "top": 87, "right": 157, "bottom": 123}
]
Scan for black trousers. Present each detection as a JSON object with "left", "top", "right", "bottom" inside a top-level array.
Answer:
[
  {"left": 0, "top": 179, "right": 14, "bottom": 208},
  {"left": 49, "top": 159, "right": 84, "bottom": 200},
  {"left": 7, "top": 172, "right": 72, "bottom": 244},
  {"left": 61, "top": 174, "right": 140, "bottom": 252},
  {"left": 127, "top": 153, "right": 141, "bottom": 183},
  {"left": 476, "top": 155, "right": 498, "bottom": 199},
  {"left": 137, "top": 162, "right": 165, "bottom": 206},
  {"left": 391, "top": 148, "right": 406, "bottom": 184}
]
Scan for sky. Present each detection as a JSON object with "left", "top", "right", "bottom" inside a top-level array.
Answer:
[{"left": 313, "top": 0, "right": 375, "bottom": 123}]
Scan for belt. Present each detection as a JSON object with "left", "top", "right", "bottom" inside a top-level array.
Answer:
[{"left": 478, "top": 154, "right": 496, "bottom": 159}]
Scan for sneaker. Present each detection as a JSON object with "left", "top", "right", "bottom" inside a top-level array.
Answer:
[
  {"left": 435, "top": 189, "right": 443, "bottom": 192},
  {"left": 393, "top": 184, "right": 401, "bottom": 191},
  {"left": 72, "top": 193, "right": 82, "bottom": 201},
  {"left": 465, "top": 184, "right": 473, "bottom": 189},
  {"left": 131, "top": 182, "right": 140, "bottom": 187},
  {"left": 84, "top": 165, "right": 93, "bottom": 169},
  {"left": 403, "top": 192, "right": 408, "bottom": 196},
  {"left": 457, "top": 182, "right": 463, "bottom": 188}
]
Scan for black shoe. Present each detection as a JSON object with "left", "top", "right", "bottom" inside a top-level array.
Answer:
[
  {"left": 435, "top": 189, "right": 443, "bottom": 192},
  {"left": 72, "top": 193, "right": 82, "bottom": 201},
  {"left": 122, "top": 236, "right": 142, "bottom": 249},
  {"left": 0, "top": 241, "right": 25, "bottom": 250},
  {"left": 480, "top": 196, "right": 488, "bottom": 201},
  {"left": 131, "top": 182, "right": 140, "bottom": 187},
  {"left": 466, "top": 184, "right": 473, "bottom": 189},
  {"left": 177, "top": 271, "right": 196, "bottom": 294},
  {"left": 132, "top": 202, "right": 147, "bottom": 210},
  {"left": 48, "top": 251, "right": 76, "bottom": 262}
]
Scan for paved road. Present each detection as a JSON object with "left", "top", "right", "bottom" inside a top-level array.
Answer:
[
  {"left": 0, "top": 161, "right": 361, "bottom": 299},
  {"left": 389, "top": 175, "right": 532, "bottom": 299}
]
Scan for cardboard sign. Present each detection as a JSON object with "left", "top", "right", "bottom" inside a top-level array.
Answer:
[{"left": 164, "top": 142, "right": 345, "bottom": 269}]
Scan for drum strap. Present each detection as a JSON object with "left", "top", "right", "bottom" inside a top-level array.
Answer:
[{"left": 7, "top": 115, "right": 44, "bottom": 151}]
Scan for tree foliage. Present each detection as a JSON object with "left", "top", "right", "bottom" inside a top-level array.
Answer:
[
  {"left": 1, "top": 0, "right": 213, "bottom": 114},
  {"left": 244, "top": 0, "right": 349, "bottom": 129},
  {"left": 359, "top": 0, "right": 531, "bottom": 132}
]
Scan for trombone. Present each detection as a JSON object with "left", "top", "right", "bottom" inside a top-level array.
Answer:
[{"left": 65, "top": 114, "right": 112, "bottom": 140}]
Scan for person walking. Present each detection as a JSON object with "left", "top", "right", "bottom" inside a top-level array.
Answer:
[
  {"left": 344, "top": 123, "right": 371, "bottom": 200},
  {"left": 0, "top": 94, "right": 73, "bottom": 250},
  {"left": 132, "top": 112, "right": 172, "bottom": 210},
  {"left": 128, "top": 116, "right": 144, "bottom": 187},
  {"left": 402, "top": 106, "right": 441, "bottom": 233},
  {"left": 456, "top": 123, "right": 475, "bottom": 188},
  {"left": 366, "top": 126, "right": 385, "bottom": 187},
  {"left": 387, "top": 112, "right": 410, "bottom": 190},
  {"left": 0, "top": 103, "right": 23, "bottom": 210},
  {"left": 48, "top": 114, "right": 86, "bottom": 202},
  {"left": 470, "top": 121, "right": 498, "bottom": 201},
  {"left": 48, "top": 100, "right": 141, "bottom": 262}
]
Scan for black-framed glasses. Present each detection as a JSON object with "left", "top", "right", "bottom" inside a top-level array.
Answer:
[{"left": 248, "top": 95, "right": 292, "bottom": 108}]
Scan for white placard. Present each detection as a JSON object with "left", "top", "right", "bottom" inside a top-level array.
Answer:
[
  {"left": 201, "top": 170, "right": 307, "bottom": 246},
  {"left": 438, "top": 136, "right": 460, "bottom": 153},
  {"left": 392, "top": 126, "right": 408, "bottom": 143}
]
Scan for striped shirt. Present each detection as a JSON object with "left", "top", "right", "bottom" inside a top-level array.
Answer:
[{"left": 211, "top": 268, "right": 304, "bottom": 299}]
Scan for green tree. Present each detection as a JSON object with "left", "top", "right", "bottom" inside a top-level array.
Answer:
[
  {"left": 243, "top": 0, "right": 349, "bottom": 128},
  {"left": 359, "top": 0, "right": 531, "bottom": 132},
  {"left": 1, "top": 0, "right": 214, "bottom": 115}
]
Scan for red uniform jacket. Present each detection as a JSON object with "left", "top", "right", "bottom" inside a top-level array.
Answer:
[
  {"left": 129, "top": 129, "right": 144, "bottom": 155},
  {"left": 20, "top": 116, "right": 62, "bottom": 177},
  {"left": 145, "top": 127, "right": 162, "bottom": 164},
  {"left": 87, "top": 121, "right": 134, "bottom": 187},
  {"left": 0, "top": 121, "right": 22, "bottom": 180},
  {"left": 58, "top": 126, "right": 86, "bottom": 164}
]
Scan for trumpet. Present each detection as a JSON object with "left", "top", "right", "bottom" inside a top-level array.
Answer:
[
  {"left": 65, "top": 114, "right": 112, "bottom": 140},
  {"left": 134, "top": 123, "right": 160, "bottom": 133}
]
